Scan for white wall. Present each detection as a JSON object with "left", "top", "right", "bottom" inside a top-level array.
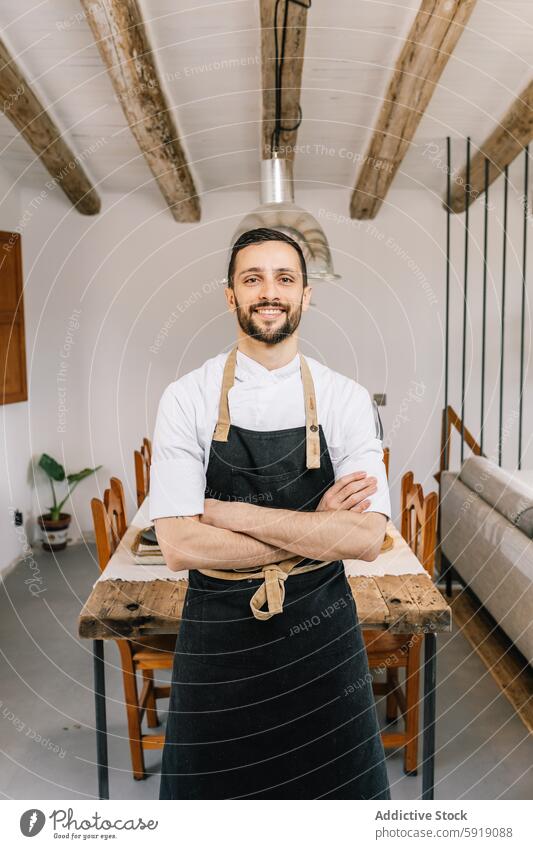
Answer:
[{"left": 1, "top": 166, "right": 530, "bottom": 573}]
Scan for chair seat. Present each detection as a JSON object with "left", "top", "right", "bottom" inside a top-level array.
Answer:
[{"left": 129, "top": 633, "right": 177, "bottom": 664}]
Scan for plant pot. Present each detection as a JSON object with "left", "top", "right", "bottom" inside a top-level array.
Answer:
[{"left": 37, "top": 513, "right": 71, "bottom": 552}]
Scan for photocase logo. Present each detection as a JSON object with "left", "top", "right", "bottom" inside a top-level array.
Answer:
[{"left": 20, "top": 809, "right": 46, "bottom": 836}]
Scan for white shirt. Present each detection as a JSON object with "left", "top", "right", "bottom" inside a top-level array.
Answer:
[{"left": 149, "top": 348, "right": 391, "bottom": 520}]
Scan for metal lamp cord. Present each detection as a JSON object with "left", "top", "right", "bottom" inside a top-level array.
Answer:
[{"left": 270, "top": 0, "right": 312, "bottom": 154}]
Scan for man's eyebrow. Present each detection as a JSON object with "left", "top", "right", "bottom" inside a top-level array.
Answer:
[{"left": 238, "top": 266, "right": 299, "bottom": 277}]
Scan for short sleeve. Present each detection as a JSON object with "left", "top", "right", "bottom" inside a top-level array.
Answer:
[
  {"left": 148, "top": 381, "right": 206, "bottom": 520},
  {"left": 335, "top": 383, "right": 391, "bottom": 519}
]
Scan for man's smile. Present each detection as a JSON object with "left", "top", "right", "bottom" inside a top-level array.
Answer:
[{"left": 253, "top": 306, "right": 286, "bottom": 319}]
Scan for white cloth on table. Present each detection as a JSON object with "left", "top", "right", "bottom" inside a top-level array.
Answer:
[
  {"left": 93, "top": 498, "right": 427, "bottom": 586},
  {"left": 148, "top": 347, "right": 391, "bottom": 521}
]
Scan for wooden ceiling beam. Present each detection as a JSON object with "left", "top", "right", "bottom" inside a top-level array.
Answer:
[
  {"left": 260, "top": 0, "right": 309, "bottom": 160},
  {"left": 0, "top": 37, "right": 100, "bottom": 215},
  {"left": 447, "top": 80, "right": 533, "bottom": 213},
  {"left": 81, "top": 0, "right": 200, "bottom": 222},
  {"left": 350, "top": 0, "right": 477, "bottom": 220}
]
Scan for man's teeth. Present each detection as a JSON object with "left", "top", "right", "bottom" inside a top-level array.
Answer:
[{"left": 255, "top": 308, "right": 284, "bottom": 315}]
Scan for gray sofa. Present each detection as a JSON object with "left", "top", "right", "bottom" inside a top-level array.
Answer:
[{"left": 440, "top": 456, "right": 533, "bottom": 666}]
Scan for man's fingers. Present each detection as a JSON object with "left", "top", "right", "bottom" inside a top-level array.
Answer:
[
  {"left": 340, "top": 481, "right": 377, "bottom": 503},
  {"left": 324, "top": 483, "right": 376, "bottom": 512},
  {"left": 328, "top": 471, "right": 367, "bottom": 496},
  {"left": 320, "top": 472, "right": 378, "bottom": 511},
  {"left": 344, "top": 486, "right": 376, "bottom": 509},
  {"left": 351, "top": 499, "right": 371, "bottom": 513},
  {"left": 337, "top": 476, "right": 377, "bottom": 501}
]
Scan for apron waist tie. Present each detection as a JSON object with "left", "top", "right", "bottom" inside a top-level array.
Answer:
[
  {"left": 250, "top": 566, "right": 288, "bottom": 621},
  {"left": 198, "top": 558, "right": 336, "bottom": 621}
]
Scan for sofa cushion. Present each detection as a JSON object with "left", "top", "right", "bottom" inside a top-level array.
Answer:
[
  {"left": 439, "top": 472, "right": 533, "bottom": 665},
  {"left": 459, "top": 456, "right": 533, "bottom": 538}
]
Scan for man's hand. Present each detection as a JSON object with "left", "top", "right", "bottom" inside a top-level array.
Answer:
[{"left": 316, "top": 472, "right": 377, "bottom": 513}]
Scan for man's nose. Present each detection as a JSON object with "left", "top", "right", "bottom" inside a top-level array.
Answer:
[{"left": 258, "top": 274, "right": 278, "bottom": 300}]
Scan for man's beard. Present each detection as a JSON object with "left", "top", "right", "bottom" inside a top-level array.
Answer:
[{"left": 234, "top": 297, "right": 303, "bottom": 345}]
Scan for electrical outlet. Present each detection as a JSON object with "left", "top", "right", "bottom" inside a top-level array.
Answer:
[{"left": 373, "top": 393, "right": 387, "bottom": 407}]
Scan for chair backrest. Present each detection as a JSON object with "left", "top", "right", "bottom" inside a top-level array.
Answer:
[
  {"left": 91, "top": 477, "right": 128, "bottom": 572},
  {"left": 143, "top": 436, "right": 152, "bottom": 463},
  {"left": 400, "top": 471, "right": 438, "bottom": 578},
  {"left": 134, "top": 437, "right": 152, "bottom": 507}
]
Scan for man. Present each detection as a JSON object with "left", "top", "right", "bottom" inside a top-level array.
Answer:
[{"left": 150, "top": 227, "right": 391, "bottom": 800}]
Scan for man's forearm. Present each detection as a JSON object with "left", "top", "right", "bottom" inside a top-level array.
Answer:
[
  {"left": 204, "top": 502, "right": 386, "bottom": 562},
  {"left": 155, "top": 516, "right": 300, "bottom": 572}
]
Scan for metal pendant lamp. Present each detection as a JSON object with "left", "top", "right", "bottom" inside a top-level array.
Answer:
[
  {"left": 230, "top": 152, "right": 340, "bottom": 282},
  {"left": 229, "top": 0, "right": 339, "bottom": 282}
]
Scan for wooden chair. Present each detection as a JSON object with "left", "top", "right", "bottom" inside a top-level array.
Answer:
[
  {"left": 400, "top": 471, "right": 438, "bottom": 579},
  {"left": 134, "top": 437, "right": 152, "bottom": 508},
  {"left": 91, "top": 475, "right": 175, "bottom": 780},
  {"left": 383, "top": 446, "right": 390, "bottom": 480},
  {"left": 362, "top": 471, "right": 438, "bottom": 774}
]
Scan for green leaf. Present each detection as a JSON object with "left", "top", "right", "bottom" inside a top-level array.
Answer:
[
  {"left": 38, "top": 453, "right": 65, "bottom": 482},
  {"left": 66, "top": 465, "right": 102, "bottom": 485}
]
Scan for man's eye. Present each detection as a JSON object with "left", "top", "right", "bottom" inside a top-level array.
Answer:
[
  {"left": 245, "top": 276, "right": 258, "bottom": 284},
  {"left": 280, "top": 276, "right": 293, "bottom": 284}
]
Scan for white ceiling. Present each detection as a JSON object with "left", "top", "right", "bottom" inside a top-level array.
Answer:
[{"left": 0, "top": 0, "right": 532, "bottom": 204}]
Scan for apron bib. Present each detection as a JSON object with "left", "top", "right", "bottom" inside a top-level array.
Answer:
[{"left": 159, "top": 347, "right": 390, "bottom": 800}]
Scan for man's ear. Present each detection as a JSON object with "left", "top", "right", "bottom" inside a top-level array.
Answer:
[
  {"left": 224, "top": 286, "right": 236, "bottom": 312},
  {"left": 301, "top": 285, "right": 312, "bottom": 312}
]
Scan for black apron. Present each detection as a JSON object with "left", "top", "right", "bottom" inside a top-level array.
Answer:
[{"left": 159, "top": 348, "right": 390, "bottom": 800}]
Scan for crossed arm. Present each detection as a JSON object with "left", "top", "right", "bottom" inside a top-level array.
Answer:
[{"left": 155, "top": 471, "right": 387, "bottom": 572}]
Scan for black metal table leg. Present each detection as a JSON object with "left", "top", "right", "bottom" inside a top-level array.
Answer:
[
  {"left": 421, "top": 631, "right": 437, "bottom": 800},
  {"left": 445, "top": 565, "right": 453, "bottom": 599},
  {"left": 440, "top": 552, "right": 453, "bottom": 598},
  {"left": 93, "top": 639, "right": 109, "bottom": 799}
]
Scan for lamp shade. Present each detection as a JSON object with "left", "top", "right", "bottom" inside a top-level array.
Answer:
[{"left": 229, "top": 154, "right": 340, "bottom": 282}]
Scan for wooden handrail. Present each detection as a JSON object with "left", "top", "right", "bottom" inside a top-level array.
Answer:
[{"left": 435, "top": 405, "right": 483, "bottom": 482}]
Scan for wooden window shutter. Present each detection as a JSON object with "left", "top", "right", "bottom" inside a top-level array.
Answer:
[{"left": 0, "top": 231, "right": 28, "bottom": 404}]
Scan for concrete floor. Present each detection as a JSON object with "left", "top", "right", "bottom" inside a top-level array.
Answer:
[{"left": 0, "top": 541, "right": 531, "bottom": 800}]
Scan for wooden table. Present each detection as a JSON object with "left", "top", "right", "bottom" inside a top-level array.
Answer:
[{"left": 79, "top": 500, "right": 451, "bottom": 801}]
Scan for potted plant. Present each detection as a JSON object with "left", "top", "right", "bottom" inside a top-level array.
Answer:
[{"left": 37, "top": 453, "right": 102, "bottom": 552}]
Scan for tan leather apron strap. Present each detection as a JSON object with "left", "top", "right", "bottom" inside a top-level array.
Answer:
[
  {"left": 212, "top": 346, "right": 321, "bottom": 469},
  {"left": 299, "top": 352, "right": 321, "bottom": 469},
  {"left": 249, "top": 554, "right": 300, "bottom": 620},
  {"left": 212, "top": 346, "right": 237, "bottom": 442},
  {"left": 249, "top": 567, "right": 288, "bottom": 621}
]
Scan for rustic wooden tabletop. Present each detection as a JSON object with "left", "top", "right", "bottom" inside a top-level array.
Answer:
[{"left": 79, "top": 572, "right": 451, "bottom": 639}]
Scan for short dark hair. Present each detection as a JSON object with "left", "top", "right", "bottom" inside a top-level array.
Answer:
[{"left": 227, "top": 227, "right": 308, "bottom": 289}]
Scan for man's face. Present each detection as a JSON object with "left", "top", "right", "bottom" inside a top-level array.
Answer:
[{"left": 225, "top": 240, "right": 312, "bottom": 345}]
